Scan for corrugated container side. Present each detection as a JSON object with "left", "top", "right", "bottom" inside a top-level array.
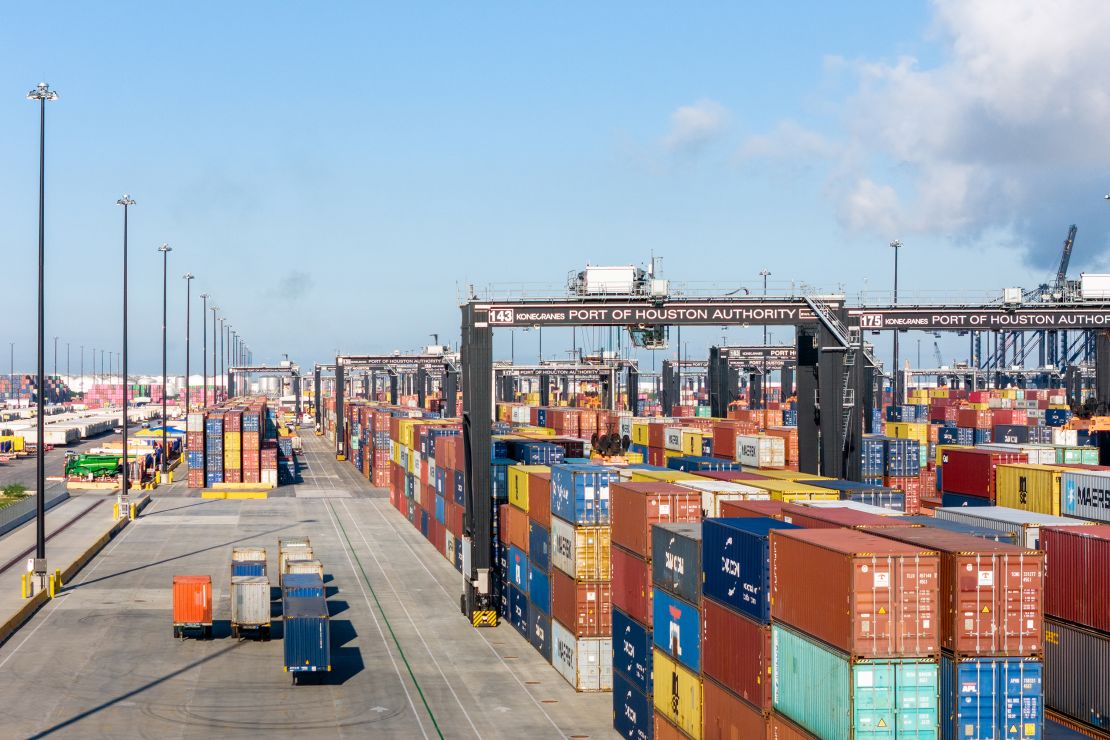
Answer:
[
  {"left": 1060, "top": 470, "right": 1110, "bottom": 523},
  {"left": 652, "top": 588, "right": 700, "bottom": 674},
  {"left": 610, "top": 481, "right": 702, "bottom": 559},
  {"left": 702, "top": 597, "right": 771, "bottom": 710},
  {"left": 612, "top": 606, "right": 652, "bottom": 694},
  {"left": 652, "top": 648, "right": 702, "bottom": 740},
  {"left": 172, "top": 575, "right": 212, "bottom": 625},
  {"left": 550, "top": 518, "right": 611, "bottom": 581},
  {"left": 702, "top": 517, "right": 800, "bottom": 623},
  {"left": 1043, "top": 618, "right": 1110, "bottom": 735},
  {"left": 283, "top": 596, "right": 330, "bottom": 672},
  {"left": 551, "top": 568, "right": 611, "bottom": 637},
  {"left": 1042, "top": 524, "right": 1110, "bottom": 633},
  {"left": 230, "top": 576, "right": 270, "bottom": 626},
  {"left": 650, "top": 523, "right": 701, "bottom": 604},
  {"left": 701, "top": 676, "right": 771, "bottom": 740},
  {"left": 612, "top": 544, "right": 653, "bottom": 626},
  {"left": 551, "top": 618, "right": 612, "bottom": 692}
]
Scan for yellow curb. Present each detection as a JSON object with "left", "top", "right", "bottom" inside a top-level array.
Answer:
[{"left": 201, "top": 491, "right": 268, "bottom": 500}]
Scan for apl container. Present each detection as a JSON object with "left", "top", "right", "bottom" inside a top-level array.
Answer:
[
  {"left": 1042, "top": 524, "right": 1110, "bottom": 633},
  {"left": 702, "top": 597, "right": 771, "bottom": 710},
  {"left": 610, "top": 481, "right": 702, "bottom": 559},
  {"left": 1059, "top": 470, "right": 1110, "bottom": 523},
  {"left": 772, "top": 622, "right": 940, "bottom": 739},
  {"left": 550, "top": 517, "right": 610, "bottom": 581},
  {"left": 650, "top": 523, "right": 701, "bottom": 604},
  {"left": 551, "top": 618, "right": 612, "bottom": 692},
  {"left": 231, "top": 575, "right": 271, "bottom": 630},
  {"left": 652, "top": 648, "right": 702, "bottom": 739},
  {"left": 1043, "top": 617, "right": 1110, "bottom": 734},
  {"left": 770, "top": 528, "right": 940, "bottom": 658},
  {"left": 702, "top": 517, "right": 801, "bottom": 623},
  {"left": 652, "top": 588, "right": 700, "bottom": 673},
  {"left": 613, "top": 669, "right": 652, "bottom": 740},
  {"left": 613, "top": 606, "right": 652, "bottom": 693},
  {"left": 939, "top": 654, "right": 1043, "bottom": 740},
  {"left": 283, "top": 595, "right": 330, "bottom": 675}
]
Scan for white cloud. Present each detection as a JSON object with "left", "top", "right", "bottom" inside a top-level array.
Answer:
[
  {"left": 662, "top": 99, "right": 729, "bottom": 153},
  {"left": 737, "top": 120, "right": 835, "bottom": 161}
]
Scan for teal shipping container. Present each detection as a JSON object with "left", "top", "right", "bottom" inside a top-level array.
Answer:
[{"left": 772, "top": 623, "right": 940, "bottom": 739}]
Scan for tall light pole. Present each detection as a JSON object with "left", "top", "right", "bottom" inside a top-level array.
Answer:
[
  {"left": 200, "top": 294, "right": 209, "bottom": 408},
  {"left": 53, "top": 336, "right": 58, "bottom": 382},
  {"left": 890, "top": 239, "right": 903, "bottom": 404},
  {"left": 79, "top": 344, "right": 83, "bottom": 396},
  {"left": 66, "top": 342, "right": 70, "bottom": 387},
  {"left": 760, "top": 269, "right": 771, "bottom": 402},
  {"left": 183, "top": 273, "right": 194, "bottom": 412},
  {"left": 219, "top": 319, "right": 226, "bottom": 400},
  {"left": 116, "top": 196, "right": 134, "bottom": 499},
  {"left": 8, "top": 343, "right": 12, "bottom": 402},
  {"left": 28, "top": 81, "right": 57, "bottom": 583},
  {"left": 158, "top": 243, "right": 172, "bottom": 475},
  {"left": 211, "top": 306, "right": 219, "bottom": 403}
]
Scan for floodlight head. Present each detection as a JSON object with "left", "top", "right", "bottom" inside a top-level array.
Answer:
[
  {"left": 116, "top": 194, "right": 136, "bottom": 207},
  {"left": 27, "top": 82, "right": 58, "bottom": 101},
  {"left": 889, "top": 239, "right": 903, "bottom": 249},
  {"left": 183, "top": 273, "right": 194, "bottom": 280},
  {"left": 158, "top": 243, "right": 172, "bottom": 253}
]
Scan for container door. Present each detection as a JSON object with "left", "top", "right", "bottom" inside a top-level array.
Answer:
[
  {"left": 852, "top": 663, "right": 897, "bottom": 739},
  {"left": 999, "top": 660, "right": 1042, "bottom": 740}
]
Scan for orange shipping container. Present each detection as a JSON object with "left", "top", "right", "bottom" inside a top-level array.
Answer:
[{"left": 172, "top": 575, "right": 213, "bottom": 625}]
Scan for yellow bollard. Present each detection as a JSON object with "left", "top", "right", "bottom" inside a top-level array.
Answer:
[
  {"left": 130, "top": 502, "right": 137, "bottom": 520},
  {"left": 113, "top": 503, "right": 119, "bottom": 520},
  {"left": 48, "top": 573, "right": 57, "bottom": 599},
  {"left": 21, "top": 573, "right": 31, "bottom": 599}
]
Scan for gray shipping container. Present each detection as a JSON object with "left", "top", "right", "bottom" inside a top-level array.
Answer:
[
  {"left": 651, "top": 522, "right": 702, "bottom": 604},
  {"left": 1044, "top": 617, "right": 1110, "bottom": 734},
  {"left": 231, "top": 576, "right": 271, "bottom": 638},
  {"left": 934, "top": 506, "right": 1092, "bottom": 549},
  {"left": 1060, "top": 470, "right": 1110, "bottom": 523}
]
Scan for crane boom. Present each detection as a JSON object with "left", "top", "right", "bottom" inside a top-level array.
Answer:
[{"left": 1054, "top": 224, "right": 1077, "bottom": 295}]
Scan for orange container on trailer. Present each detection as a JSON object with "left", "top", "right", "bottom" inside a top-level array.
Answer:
[{"left": 173, "top": 575, "right": 213, "bottom": 625}]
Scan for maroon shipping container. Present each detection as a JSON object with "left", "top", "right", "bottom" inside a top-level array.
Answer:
[
  {"left": 448, "top": 501, "right": 463, "bottom": 537},
  {"left": 550, "top": 568, "right": 611, "bottom": 637},
  {"left": 770, "top": 712, "right": 818, "bottom": 739},
  {"left": 780, "top": 504, "right": 912, "bottom": 530},
  {"left": 702, "top": 597, "right": 771, "bottom": 710},
  {"left": 612, "top": 544, "right": 652, "bottom": 626},
  {"left": 654, "top": 713, "right": 686, "bottom": 740},
  {"left": 498, "top": 504, "right": 509, "bottom": 545},
  {"left": 527, "top": 472, "right": 552, "bottom": 528},
  {"left": 610, "top": 481, "right": 702, "bottom": 559},
  {"left": 868, "top": 526, "right": 1043, "bottom": 656},
  {"left": 1043, "top": 524, "right": 1110, "bottom": 633},
  {"left": 939, "top": 448, "right": 1028, "bottom": 499},
  {"left": 770, "top": 528, "right": 940, "bottom": 658},
  {"left": 224, "top": 410, "right": 242, "bottom": 432},
  {"left": 504, "top": 503, "right": 529, "bottom": 553},
  {"left": 720, "top": 499, "right": 788, "bottom": 519},
  {"left": 702, "top": 678, "right": 817, "bottom": 740},
  {"left": 991, "top": 409, "right": 1028, "bottom": 427}
]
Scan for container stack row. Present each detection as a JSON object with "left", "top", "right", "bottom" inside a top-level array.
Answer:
[
  {"left": 186, "top": 398, "right": 291, "bottom": 488},
  {"left": 278, "top": 537, "right": 330, "bottom": 683}
]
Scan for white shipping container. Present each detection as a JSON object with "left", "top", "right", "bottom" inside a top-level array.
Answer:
[
  {"left": 674, "top": 479, "right": 769, "bottom": 517},
  {"left": 934, "top": 505, "right": 1093, "bottom": 549},
  {"left": 230, "top": 576, "right": 270, "bottom": 627},
  {"left": 1060, "top": 471, "right": 1110, "bottom": 523},
  {"left": 664, "top": 427, "right": 683, "bottom": 452},
  {"left": 551, "top": 618, "right": 612, "bottom": 691},
  {"left": 975, "top": 443, "right": 1057, "bottom": 466},
  {"left": 285, "top": 559, "right": 324, "bottom": 580},
  {"left": 445, "top": 532, "right": 456, "bottom": 563},
  {"left": 231, "top": 547, "right": 267, "bottom": 562},
  {"left": 735, "top": 434, "right": 785, "bottom": 468},
  {"left": 1052, "top": 429, "right": 1079, "bottom": 446},
  {"left": 803, "top": 500, "right": 906, "bottom": 516},
  {"left": 187, "top": 413, "right": 205, "bottom": 432},
  {"left": 511, "top": 406, "right": 530, "bottom": 424},
  {"left": 1080, "top": 273, "right": 1110, "bottom": 300},
  {"left": 549, "top": 516, "right": 609, "bottom": 581},
  {"left": 618, "top": 415, "right": 633, "bottom": 440}
]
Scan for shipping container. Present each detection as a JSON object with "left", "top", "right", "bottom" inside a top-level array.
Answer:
[
  {"left": 772, "top": 622, "right": 940, "bottom": 739},
  {"left": 702, "top": 676, "right": 772, "bottom": 740},
  {"left": 613, "top": 669, "right": 652, "bottom": 740},
  {"left": 528, "top": 519, "right": 551, "bottom": 571},
  {"left": 551, "top": 618, "right": 612, "bottom": 692},
  {"left": 550, "top": 517, "right": 610, "bottom": 581},
  {"left": 651, "top": 523, "right": 701, "bottom": 605},
  {"left": 781, "top": 503, "right": 910, "bottom": 530},
  {"left": 508, "top": 544, "right": 530, "bottom": 591},
  {"left": 509, "top": 582, "right": 529, "bottom": 638},
  {"left": 1042, "top": 524, "right": 1110, "bottom": 633},
  {"left": 898, "top": 516, "right": 1020, "bottom": 545},
  {"left": 939, "top": 653, "right": 1043, "bottom": 740},
  {"left": 172, "top": 575, "right": 212, "bottom": 638},
  {"left": 529, "top": 608, "right": 552, "bottom": 663},
  {"left": 770, "top": 528, "right": 940, "bottom": 658},
  {"left": 283, "top": 596, "right": 330, "bottom": 679},
  {"left": 284, "top": 559, "right": 324, "bottom": 580},
  {"left": 737, "top": 434, "right": 786, "bottom": 468},
  {"left": 652, "top": 588, "right": 700, "bottom": 673},
  {"left": 612, "top": 544, "right": 653, "bottom": 626},
  {"left": 865, "top": 526, "right": 1043, "bottom": 656},
  {"left": 611, "top": 482, "right": 704, "bottom": 559},
  {"left": 282, "top": 573, "right": 324, "bottom": 599},
  {"left": 231, "top": 560, "right": 266, "bottom": 578},
  {"left": 551, "top": 568, "right": 611, "bottom": 637},
  {"left": 940, "top": 449, "right": 1027, "bottom": 500},
  {"left": 1044, "top": 618, "right": 1110, "bottom": 735},
  {"left": 652, "top": 648, "right": 702, "bottom": 739},
  {"left": 702, "top": 597, "right": 772, "bottom": 710},
  {"left": 995, "top": 464, "right": 1063, "bottom": 516},
  {"left": 613, "top": 606, "right": 652, "bottom": 694},
  {"left": 674, "top": 479, "right": 771, "bottom": 516},
  {"left": 934, "top": 506, "right": 1092, "bottom": 549},
  {"left": 530, "top": 563, "right": 551, "bottom": 615},
  {"left": 1059, "top": 470, "right": 1110, "bottom": 523},
  {"left": 231, "top": 546, "right": 267, "bottom": 562},
  {"left": 550, "top": 464, "right": 615, "bottom": 525},
  {"left": 702, "top": 517, "right": 801, "bottom": 623},
  {"left": 230, "top": 576, "right": 271, "bottom": 637},
  {"left": 719, "top": 499, "right": 789, "bottom": 519}
]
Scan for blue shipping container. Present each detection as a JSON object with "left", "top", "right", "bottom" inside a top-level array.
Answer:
[
  {"left": 529, "top": 608, "right": 552, "bottom": 663},
  {"left": 529, "top": 564, "right": 551, "bottom": 615},
  {"left": 940, "top": 654, "right": 1043, "bottom": 740},
  {"left": 701, "top": 517, "right": 801, "bottom": 624},
  {"left": 435, "top": 495, "right": 446, "bottom": 525},
  {"left": 550, "top": 464, "right": 614, "bottom": 525},
  {"left": 508, "top": 545, "right": 530, "bottom": 592},
  {"left": 283, "top": 596, "right": 330, "bottom": 673},
  {"left": 861, "top": 436, "right": 886, "bottom": 477},
  {"left": 491, "top": 459, "right": 512, "bottom": 501},
  {"left": 454, "top": 470, "right": 464, "bottom": 505},
  {"left": 937, "top": 425, "right": 960, "bottom": 445},
  {"left": 283, "top": 573, "right": 325, "bottom": 599},
  {"left": 613, "top": 670, "right": 653, "bottom": 740},
  {"left": 528, "top": 520, "right": 550, "bottom": 571},
  {"left": 1045, "top": 408, "right": 1070, "bottom": 427},
  {"left": 509, "top": 583, "right": 529, "bottom": 638},
  {"left": 420, "top": 510, "right": 429, "bottom": 537},
  {"left": 613, "top": 607, "right": 653, "bottom": 694},
  {"left": 652, "top": 588, "right": 701, "bottom": 674},
  {"left": 942, "top": 492, "right": 992, "bottom": 509},
  {"left": 231, "top": 561, "right": 265, "bottom": 577},
  {"left": 666, "top": 456, "right": 742, "bottom": 473},
  {"left": 454, "top": 537, "right": 463, "bottom": 572}
]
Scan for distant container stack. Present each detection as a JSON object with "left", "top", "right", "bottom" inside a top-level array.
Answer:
[{"left": 186, "top": 398, "right": 289, "bottom": 488}]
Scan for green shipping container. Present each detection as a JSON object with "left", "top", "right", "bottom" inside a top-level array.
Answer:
[
  {"left": 772, "top": 623, "right": 939, "bottom": 739},
  {"left": 694, "top": 406, "right": 711, "bottom": 418}
]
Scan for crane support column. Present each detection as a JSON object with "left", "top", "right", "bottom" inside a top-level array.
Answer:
[
  {"left": 460, "top": 303, "right": 495, "bottom": 625},
  {"left": 335, "top": 361, "right": 345, "bottom": 460},
  {"left": 314, "top": 366, "right": 322, "bottom": 429},
  {"left": 626, "top": 365, "right": 639, "bottom": 416},
  {"left": 796, "top": 327, "right": 819, "bottom": 474}
]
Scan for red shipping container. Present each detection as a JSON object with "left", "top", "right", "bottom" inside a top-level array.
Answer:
[
  {"left": 702, "top": 598, "right": 771, "bottom": 710},
  {"left": 702, "top": 677, "right": 768, "bottom": 740},
  {"left": 498, "top": 504, "right": 509, "bottom": 545},
  {"left": 647, "top": 422, "right": 667, "bottom": 450},
  {"left": 956, "top": 409, "right": 993, "bottom": 429},
  {"left": 781, "top": 503, "right": 910, "bottom": 530},
  {"left": 242, "top": 469, "right": 260, "bottom": 484},
  {"left": 939, "top": 448, "right": 1027, "bottom": 500},
  {"left": 611, "top": 544, "right": 652, "bottom": 626},
  {"left": 172, "top": 575, "right": 212, "bottom": 626},
  {"left": 991, "top": 409, "right": 1028, "bottom": 427},
  {"left": 868, "top": 526, "right": 1043, "bottom": 656},
  {"left": 447, "top": 501, "right": 463, "bottom": 538},
  {"left": 610, "top": 482, "right": 703, "bottom": 559},
  {"left": 186, "top": 431, "right": 204, "bottom": 451},
  {"left": 504, "top": 502, "right": 529, "bottom": 553},
  {"left": 1043, "top": 524, "right": 1110, "bottom": 633},
  {"left": 225, "top": 468, "right": 242, "bottom": 484},
  {"left": 720, "top": 500, "right": 788, "bottom": 519},
  {"left": 551, "top": 569, "right": 612, "bottom": 637},
  {"left": 770, "top": 528, "right": 940, "bottom": 658},
  {"left": 884, "top": 475, "right": 924, "bottom": 514},
  {"left": 526, "top": 472, "right": 551, "bottom": 528},
  {"left": 647, "top": 447, "right": 665, "bottom": 467}
]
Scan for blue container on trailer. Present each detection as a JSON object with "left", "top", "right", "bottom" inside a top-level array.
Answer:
[
  {"left": 702, "top": 517, "right": 802, "bottom": 623},
  {"left": 529, "top": 563, "right": 550, "bottom": 615},
  {"left": 231, "top": 560, "right": 265, "bottom": 577},
  {"left": 652, "top": 588, "right": 701, "bottom": 674},
  {"left": 940, "top": 654, "right": 1043, "bottom": 740},
  {"left": 974, "top": 428, "right": 992, "bottom": 445},
  {"left": 942, "top": 492, "right": 991, "bottom": 508},
  {"left": 613, "top": 607, "right": 653, "bottom": 693},
  {"left": 937, "top": 425, "right": 959, "bottom": 445},
  {"left": 666, "top": 456, "right": 742, "bottom": 472},
  {"left": 491, "top": 458, "right": 513, "bottom": 501},
  {"left": 613, "top": 670, "right": 653, "bottom": 740},
  {"left": 454, "top": 537, "right": 463, "bottom": 572},
  {"left": 453, "top": 470, "right": 464, "bottom": 505},
  {"left": 508, "top": 545, "right": 530, "bottom": 592},
  {"left": 550, "top": 464, "right": 614, "bottom": 525},
  {"left": 435, "top": 495, "right": 445, "bottom": 525},
  {"left": 528, "top": 520, "right": 550, "bottom": 571},
  {"left": 529, "top": 607, "right": 552, "bottom": 662},
  {"left": 283, "top": 573, "right": 325, "bottom": 599},
  {"left": 420, "top": 510, "right": 429, "bottom": 537},
  {"left": 508, "top": 583, "right": 529, "bottom": 638},
  {"left": 900, "top": 516, "right": 1019, "bottom": 545},
  {"left": 1045, "top": 408, "right": 1070, "bottom": 427},
  {"left": 283, "top": 596, "right": 330, "bottom": 674}
]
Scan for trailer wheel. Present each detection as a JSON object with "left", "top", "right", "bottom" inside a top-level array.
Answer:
[
  {"left": 204, "top": 626, "right": 213, "bottom": 640},
  {"left": 173, "top": 626, "right": 180, "bottom": 639},
  {"left": 231, "top": 625, "right": 238, "bottom": 639},
  {"left": 261, "top": 626, "right": 270, "bottom": 642}
]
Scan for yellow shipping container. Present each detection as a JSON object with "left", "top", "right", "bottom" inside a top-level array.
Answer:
[
  {"left": 508, "top": 464, "right": 548, "bottom": 512},
  {"left": 629, "top": 469, "right": 703, "bottom": 483},
  {"left": 653, "top": 649, "right": 702, "bottom": 740},
  {"left": 742, "top": 478, "right": 838, "bottom": 501},
  {"left": 885, "top": 422, "right": 929, "bottom": 444},
  {"left": 517, "top": 426, "right": 556, "bottom": 437},
  {"left": 632, "top": 422, "right": 651, "bottom": 447},
  {"left": 0, "top": 435, "right": 24, "bottom": 452},
  {"left": 408, "top": 447, "right": 419, "bottom": 475},
  {"left": 995, "top": 463, "right": 1063, "bottom": 516},
  {"left": 397, "top": 419, "right": 418, "bottom": 450},
  {"left": 748, "top": 469, "right": 833, "bottom": 482}
]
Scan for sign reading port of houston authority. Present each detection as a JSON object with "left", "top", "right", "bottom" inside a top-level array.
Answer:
[
  {"left": 478, "top": 299, "right": 822, "bottom": 327},
  {"left": 849, "top": 305, "right": 1110, "bottom": 331}
]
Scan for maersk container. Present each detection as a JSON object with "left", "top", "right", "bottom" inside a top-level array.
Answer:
[
  {"left": 529, "top": 563, "right": 551, "bottom": 615},
  {"left": 508, "top": 544, "right": 530, "bottom": 591},
  {"left": 551, "top": 618, "right": 612, "bottom": 692},
  {"left": 772, "top": 623, "right": 940, "bottom": 739},
  {"left": 529, "top": 608, "right": 552, "bottom": 663},
  {"left": 1060, "top": 470, "right": 1110, "bottom": 523},
  {"left": 282, "top": 573, "right": 324, "bottom": 599},
  {"left": 613, "top": 669, "right": 652, "bottom": 740},
  {"left": 651, "top": 588, "right": 700, "bottom": 674},
  {"left": 508, "top": 582, "right": 529, "bottom": 638},
  {"left": 231, "top": 576, "right": 271, "bottom": 635},
  {"left": 650, "top": 523, "right": 701, "bottom": 604},
  {"left": 934, "top": 506, "right": 1092, "bottom": 549},
  {"left": 1044, "top": 617, "right": 1110, "bottom": 734},
  {"left": 550, "top": 517, "right": 610, "bottom": 581},
  {"left": 283, "top": 596, "right": 330, "bottom": 678},
  {"left": 550, "top": 464, "right": 615, "bottom": 525},
  {"left": 613, "top": 607, "right": 652, "bottom": 693},
  {"left": 939, "top": 654, "right": 1042, "bottom": 740},
  {"left": 702, "top": 516, "right": 801, "bottom": 623},
  {"left": 528, "top": 519, "right": 550, "bottom": 571}
]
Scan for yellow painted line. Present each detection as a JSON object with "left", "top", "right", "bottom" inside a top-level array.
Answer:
[{"left": 201, "top": 492, "right": 226, "bottom": 499}]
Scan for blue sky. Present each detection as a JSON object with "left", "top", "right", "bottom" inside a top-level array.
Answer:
[{"left": 1, "top": 2, "right": 1108, "bottom": 374}]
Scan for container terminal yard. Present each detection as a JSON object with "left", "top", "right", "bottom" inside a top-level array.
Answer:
[{"left": 7, "top": 4, "right": 1110, "bottom": 739}]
